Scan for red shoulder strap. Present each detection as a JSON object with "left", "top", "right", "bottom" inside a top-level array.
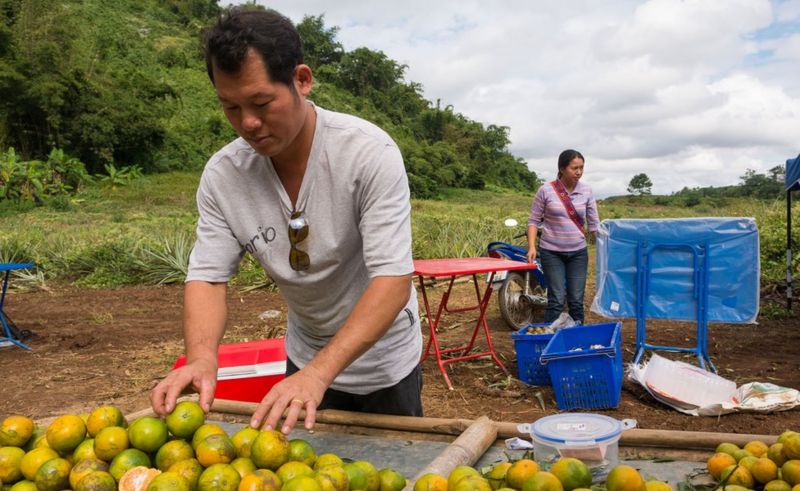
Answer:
[{"left": 550, "top": 180, "right": 585, "bottom": 232}]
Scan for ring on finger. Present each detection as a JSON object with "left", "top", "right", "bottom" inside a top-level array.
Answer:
[{"left": 290, "top": 398, "right": 305, "bottom": 406}]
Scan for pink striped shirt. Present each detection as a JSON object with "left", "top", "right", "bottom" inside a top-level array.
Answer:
[{"left": 528, "top": 180, "right": 599, "bottom": 252}]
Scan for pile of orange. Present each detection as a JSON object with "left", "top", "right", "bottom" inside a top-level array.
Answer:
[
  {"left": 0, "top": 401, "right": 407, "bottom": 491},
  {"left": 705, "top": 432, "right": 800, "bottom": 491}
]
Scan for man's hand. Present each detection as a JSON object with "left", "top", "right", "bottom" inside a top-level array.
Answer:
[
  {"left": 249, "top": 365, "right": 329, "bottom": 434},
  {"left": 150, "top": 358, "right": 217, "bottom": 416},
  {"left": 526, "top": 247, "right": 537, "bottom": 264}
]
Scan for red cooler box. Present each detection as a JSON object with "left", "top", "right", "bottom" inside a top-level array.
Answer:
[{"left": 172, "top": 338, "right": 286, "bottom": 403}]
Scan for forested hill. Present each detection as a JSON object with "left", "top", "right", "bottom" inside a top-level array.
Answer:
[{"left": 0, "top": 0, "right": 539, "bottom": 198}]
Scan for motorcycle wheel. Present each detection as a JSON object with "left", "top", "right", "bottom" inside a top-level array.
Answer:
[{"left": 497, "top": 271, "right": 547, "bottom": 330}]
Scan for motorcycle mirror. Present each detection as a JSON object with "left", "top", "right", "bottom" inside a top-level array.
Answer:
[{"left": 503, "top": 218, "right": 519, "bottom": 227}]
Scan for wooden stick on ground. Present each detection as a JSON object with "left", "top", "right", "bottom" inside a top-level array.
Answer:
[
  {"left": 210, "top": 399, "right": 779, "bottom": 450},
  {"left": 402, "top": 416, "right": 497, "bottom": 491}
]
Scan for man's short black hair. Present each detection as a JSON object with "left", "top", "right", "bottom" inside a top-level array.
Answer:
[{"left": 203, "top": 8, "right": 303, "bottom": 87}]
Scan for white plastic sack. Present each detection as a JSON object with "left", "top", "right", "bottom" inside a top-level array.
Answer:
[{"left": 629, "top": 354, "right": 800, "bottom": 416}]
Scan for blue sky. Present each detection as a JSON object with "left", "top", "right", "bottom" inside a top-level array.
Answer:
[{"left": 257, "top": 0, "right": 800, "bottom": 197}]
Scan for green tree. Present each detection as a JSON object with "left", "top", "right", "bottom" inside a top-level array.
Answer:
[
  {"left": 297, "top": 14, "right": 343, "bottom": 71},
  {"left": 627, "top": 173, "right": 653, "bottom": 195}
]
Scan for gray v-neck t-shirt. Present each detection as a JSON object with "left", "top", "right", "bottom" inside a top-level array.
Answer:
[{"left": 186, "top": 104, "right": 422, "bottom": 394}]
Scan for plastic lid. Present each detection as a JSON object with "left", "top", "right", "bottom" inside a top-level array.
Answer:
[{"left": 530, "top": 413, "right": 627, "bottom": 445}]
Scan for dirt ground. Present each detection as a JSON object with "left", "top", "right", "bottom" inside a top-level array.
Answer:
[{"left": 1, "top": 279, "right": 798, "bottom": 436}]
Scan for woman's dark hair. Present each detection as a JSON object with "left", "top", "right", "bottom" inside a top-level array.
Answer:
[
  {"left": 203, "top": 8, "right": 303, "bottom": 88},
  {"left": 557, "top": 149, "right": 585, "bottom": 179}
]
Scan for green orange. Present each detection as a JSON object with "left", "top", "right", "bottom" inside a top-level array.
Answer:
[
  {"left": 128, "top": 417, "right": 168, "bottom": 453},
  {"left": 165, "top": 401, "right": 206, "bottom": 440},
  {"left": 549, "top": 458, "right": 592, "bottom": 491}
]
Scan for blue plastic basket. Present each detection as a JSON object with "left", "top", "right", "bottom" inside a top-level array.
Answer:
[
  {"left": 540, "top": 322, "right": 623, "bottom": 410},
  {"left": 511, "top": 323, "right": 554, "bottom": 386}
]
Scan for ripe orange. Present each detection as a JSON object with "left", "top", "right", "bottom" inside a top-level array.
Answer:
[
  {"left": 68, "top": 457, "right": 108, "bottom": 489},
  {"left": 605, "top": 465, "right": 646, "bottom": 491},
  {"left": 250, "top": 430, "right": 290, "bottom": 471},
  {"left": 414, "top": 474, "right": 448, "bottom": 491},
  {"left": 196, "top": 433, "right": 236, "bottom": 467},
  {"left": 0, "top": 415, "right": 35, "bottom": 447},
  {"left": 485, "top": 462, "right": 512, "bottom": 491},
  {"left": 74, "top": 470, "right": 117, "bottom": 491},
  {"left": 707, "top": 453, "right": 737, "bottom": 480},
  {"left": 752, "top": 457, "right": 780, "bottom": 484},
  {"left": 20, "top": 447, "right": 59, "bottom": 481},
  {"left": 549, "top": 458, "right": 592, "bottom": 491},
  {"left": 109, "top": 448, "right": 151, "bottom": 481},
  {"left": 86, "top": 406, "right": 127, "bottom": 437},
  {"left": 154, "top": 438, "right": 195, "bottom": 471},
  {"left": 317, "top": 465, "right": 349, "bottom": 491},
  {"left": 165, "top": 401, "right": 205, "bottom": 440},
  {"left": 147, "top": 470, "right": 191, "bottom": 490},
  {"left": 93, "top": 425, "right": 129, "bottom": 461},
  {"left": 0, "top": 445, "right": 25, "bottom": 484},
  {"left": 521, "top": 472, "right": 564, "bottom": 491},
  {"left": 289, "top": 439, "right": 317, "bottom": 467},
  {"left": 45, "top": 414, "right": 87, "bottom": 454},
  {"left": 168, "top": 458, "right": 204, "bottom": 490},
  {"left": 231, "top": 426, "right": 260, "bottom": 458},
  {"left": 197, "top": 463, "right": 242, "bottom": 491},
  {"left": 117, "top": 465, "right": 161, "bottom": 491},
  {"left": 33, "top": 457, "right": 71, "bottom": 491},
  {"left": 505, "top": 459, "right": 540, "bottom": 490},
  {"left": 127, "top": 417, "right": 168, "bottom": 453},
  {"left": 744, "top": 441, "right": 770, "bottom": 458},
  {"left": 720, "top": 465, "right": 755, "bottom": 489}
]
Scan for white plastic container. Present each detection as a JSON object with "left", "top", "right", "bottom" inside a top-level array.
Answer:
[
  {"left": 518, "top": 414, "right": 636, "bottom": 479},
  {"left": 643, "top": 354, "right": 737, "bottom": 408}
]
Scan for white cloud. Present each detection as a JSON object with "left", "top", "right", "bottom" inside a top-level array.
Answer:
[{"left": 256, "top": 0, "right": 800, "bottom": 197}]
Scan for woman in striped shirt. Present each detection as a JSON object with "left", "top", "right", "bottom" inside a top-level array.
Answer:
[{"left": 526, "top": 149, "right": 599, "bottom": 324}]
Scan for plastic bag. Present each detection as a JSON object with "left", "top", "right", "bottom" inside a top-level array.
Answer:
[{"left": 549, "top": 313, "right": 576, "bottom": 331}]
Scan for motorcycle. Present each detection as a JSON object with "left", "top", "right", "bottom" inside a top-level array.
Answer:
[{"left": 487, "top": 218, "right": 548, "bottom": 330}]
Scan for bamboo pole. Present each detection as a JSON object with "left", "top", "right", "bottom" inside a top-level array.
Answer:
[
  {"left": 402, "top": 416, "right": 497, "bottom": 491},
  {"left": 210, "top": 399, "right": 778, "bottom": 450}
]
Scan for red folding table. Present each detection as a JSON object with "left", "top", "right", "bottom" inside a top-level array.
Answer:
[{"left": 413, "top": 257, "right": 538, "bottom": 389}]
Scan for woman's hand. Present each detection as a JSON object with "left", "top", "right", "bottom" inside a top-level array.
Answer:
[{"left": 526, "top": 247, "right": 537, "bottom": 264}]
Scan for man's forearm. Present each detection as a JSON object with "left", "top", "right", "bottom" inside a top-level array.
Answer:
[
  {"left": 303, "top": 274, "right": 413, "bottom": 386},
  {"left": 183, "top": 280, "right": 228, "bottom": 364}
]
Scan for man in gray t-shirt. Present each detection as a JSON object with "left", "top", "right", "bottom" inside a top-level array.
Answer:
[{"left": 150, "top": 8, "right": 422, "bottom": 434}]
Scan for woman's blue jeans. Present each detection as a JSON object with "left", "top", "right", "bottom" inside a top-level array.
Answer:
[{"left": 539, "top": 247, "right": 588, "bottom": 324}]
